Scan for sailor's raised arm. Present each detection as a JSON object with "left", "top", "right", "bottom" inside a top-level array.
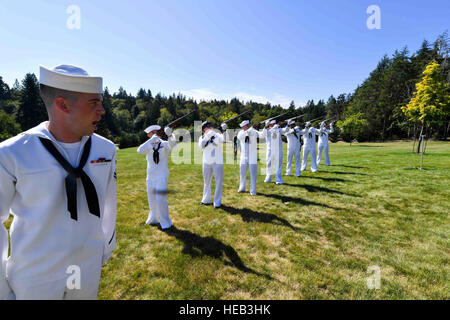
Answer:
[
  {"left": 279, "top": 125, "right": 289, "bottom": 135},
  {"left": 257, "top": 127, "right": 267, "bottom": 139},
  {"left": 0, "top": 153, "right": 15, "bottom": 299},
  {"left": 137, "top": 139, "right": 152, "bottom": 154},
  {"left": 217, "top": 123, "right": 227, "bottom": 143},
  {"left": 101, "top": 149, "right": 117, "bottom": 266},
  {"left": 198, "top": 130, "right": 214, "bottom": 149},
  {"left": 165, "top": 127, "right": 177, "bottom": 151}
]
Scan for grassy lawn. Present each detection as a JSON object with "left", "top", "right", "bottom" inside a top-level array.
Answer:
[{"left": 96, "top": 140, "right": 449, "bottom": 299}]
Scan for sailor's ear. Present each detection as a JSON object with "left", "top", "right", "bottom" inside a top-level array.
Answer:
[{"left": 54, "top": 97, "right": 70, "bottom": 114}]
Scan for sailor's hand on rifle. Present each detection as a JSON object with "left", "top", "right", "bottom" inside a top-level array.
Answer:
[
  {"left": 164, "top": 127, "right": 173, "bottom": 136},
  {"left": 221, "top": 123, "right": 227, "bottom": 131}
]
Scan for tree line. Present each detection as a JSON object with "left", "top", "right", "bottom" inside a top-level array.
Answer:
[{"left": 1, "top": 32, "right": 448, "bottom": 148}]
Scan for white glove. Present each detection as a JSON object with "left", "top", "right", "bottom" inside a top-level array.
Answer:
[
  {"left": 294, "top": 126, "right": 300, "bottom": 130},
  {"left": 221, "top": 123, "right": 227, "bottom": 131},
  {"left": 149, "top": 135, "right": 161, "bottom": 144},
  {"left": 164, "top": 127, "right": 172, "bottom": 136},
  {"left": 205, "top": 129, "right": 215, "bottom": 139}
]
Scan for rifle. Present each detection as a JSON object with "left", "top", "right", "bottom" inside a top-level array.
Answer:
[
  {"left": 166, "top": 110, "right": 196, "bottom": 128},
  {"left": 323, "top": 117, "right": 337, "bottom": 124},
  {"left": 214, "top": 110, "right": 251, "bottom": 133},
  {"left": 223, "top": 110, "right": 251, "bottom": 126},
  {"left": 258, "top": 111, "right": 290, "bottom": 125},
  {"left": 157, "top": 110, "right": 196, "bottom": 137},
  {"left": 253, "top": 111, "right": 291, "bottom": 129},
  {"left": 278, "top": 114, "right": 306, "bottom": 127},
  {"left": 302, "top": 115, "right": 325, "bottom": 127}
]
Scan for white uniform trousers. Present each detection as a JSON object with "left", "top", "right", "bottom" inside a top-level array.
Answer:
[
  {"left": 264, "top": 151, "right": 283, "bottom": 184},
  {"left": 145, "top": 176, "right": 172, "bottom": 229},
  {"left": 286, "top": 147, "right": 301, "bottom": 176},
  {"left": 9, "top": 265, "right": 102, "bottom": 300},
  {"left": 201, "top": 163, "right": 224, "bottom": 207},
  {"left": 317, "top": 144, "right": 330, "bottom": 166},
  {"left": 301, "top": 146, "right": 318, "bottom": 172},
  {"left": 238, "top": 163, "right": 258, "bottom": 195}
]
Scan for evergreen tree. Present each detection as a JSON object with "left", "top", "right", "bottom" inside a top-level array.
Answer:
[
  {"left": 137, "top": 88, "right": 146, "bottom": 100},
  {"left": 97, "top": 87, "right": 118, "bottom": 137},
  {"left": 288, "top": 100, "right": 295, "bottom": 112},
  {"left": 16, "top": 73, "right": 46, "bottom": 130},
  {"left": 0, "top": 77, "right": 11, "bottom": 100}
]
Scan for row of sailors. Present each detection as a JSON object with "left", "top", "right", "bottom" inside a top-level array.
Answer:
[{"left": 137, "top": 119, "right": 333, "bottom": 229}]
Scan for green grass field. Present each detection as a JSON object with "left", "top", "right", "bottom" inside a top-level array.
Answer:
[{"left": 97, "top": 140, "right": 449, "bottom": 300}]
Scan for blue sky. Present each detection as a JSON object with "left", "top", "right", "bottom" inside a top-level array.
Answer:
[{"left": 1, "top": 0, "right": 448, "bottom": 107}]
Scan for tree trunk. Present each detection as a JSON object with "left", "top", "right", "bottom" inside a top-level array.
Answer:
[
  {"left": 416, "top": 124, "right": 424, "bottom": 154},
  {"left": 412, "top": 123, "right": 416, "bottom": 153}
]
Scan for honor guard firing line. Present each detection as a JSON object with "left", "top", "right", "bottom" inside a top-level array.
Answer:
[
  {"left": 0, "top": 64, "right": 117, "bottom": 300},
  {"left": 135, "top": 112, "right": 336, "bottom": 225}
]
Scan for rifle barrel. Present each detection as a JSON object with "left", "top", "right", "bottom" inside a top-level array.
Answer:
[
  {"left": 167, "top": 110, "right": 195, "bottom": 127},
  {"left": 259, "top": 111, "right": 290, "bottom": 124}
]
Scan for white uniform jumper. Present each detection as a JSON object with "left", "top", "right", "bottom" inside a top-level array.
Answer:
[
  {"left": 237, "top": 127, "right": 263, "bottom": 195},
  {"left": 137, "top": 135, "right": 177, "bottom": 229},
  {"left": 263, "top": 126, "right": 285, "bottom": 184},
  {"left": 317, "top": 123, "right": 334, "bottom": 166},
  {"left": 284, "top": 127, "right": 302, "bottom": 176},
  {"left": 0, "top": 122, "right": 117, "bottom": 300},
  {"left": 198, "top": 130, "right": 225, "bottom": 207},
  {"left": 301, "top": 127, "right": 319, "bottom": 172}
]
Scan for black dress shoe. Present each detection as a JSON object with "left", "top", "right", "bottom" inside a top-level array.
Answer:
[
  {"left": 214, "top": 205, "right": 221, "bottom": 209},
  {"left": 200, "top": 202, "right": 211, "bottom": 205}
]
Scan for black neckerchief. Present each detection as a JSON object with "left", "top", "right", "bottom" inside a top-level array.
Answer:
[
  {"left": 39, "top": 137, "right": 100, "bottom": 221},
  {"left": 153, "top": 142, "right": 162, "bottom": 164},
  {"left": 205, "top": 134, "right": 216, "bottom": 148}
]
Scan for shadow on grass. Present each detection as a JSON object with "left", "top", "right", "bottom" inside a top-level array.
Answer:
[
  {"left": 283, "top": 183, "right": 361, "bottom": 197},
  {"left": 299, "top": 176, "right": 350, "bottom": 183},
  {"left": 220, "top": 204, "right": 298, "bottom": 231},
  {"left": 160, "top": 226, "right": 272, "bottom": 279},
  {"left": 257, "top": 192, "right": 337, "bottom": 210},
  {"left": 354, "top": 145, "right": 384, "bottom": 147},
  {"left": 332, "top": 164, "right": 366, "bottom": 169},
  {"left": 318, "top": 170, "right": 369, "bottom": 176}
]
